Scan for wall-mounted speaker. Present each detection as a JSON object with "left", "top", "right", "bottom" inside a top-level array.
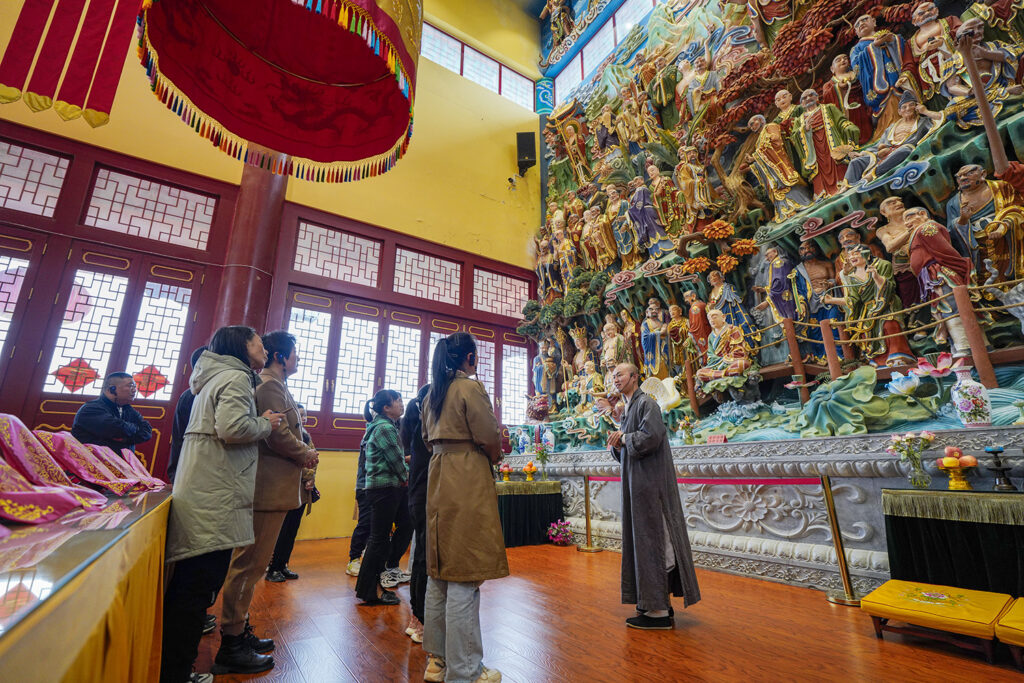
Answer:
[{"left": 517, "top": 132, "right": 536, "bottom": 177}]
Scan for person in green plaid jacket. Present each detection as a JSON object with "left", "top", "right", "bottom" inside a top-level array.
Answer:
[{"left": 354, "top": 389, "right": 410, "bottom": 605}]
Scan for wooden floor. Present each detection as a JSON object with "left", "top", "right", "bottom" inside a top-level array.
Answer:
[{"left": 199, "top": 538, "right": 1021, "bottom": 682}]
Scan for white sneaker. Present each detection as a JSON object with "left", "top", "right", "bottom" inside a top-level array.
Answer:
[
  {"left": 474, "top": 667, "right": 502, "bottom": 682},
  {"left": 424, "top": 655, "right": 446, "bottom": 682},
  {"left": 346, "top": 558, "right": 361, "bottom": 577},
  {"left": 380, "top": 568, "right": 401, "bottom": 588}
]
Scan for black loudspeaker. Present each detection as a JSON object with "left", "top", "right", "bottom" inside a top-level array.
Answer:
[{"left": 517, "top": 131, "right": 536, "bottom": 176}]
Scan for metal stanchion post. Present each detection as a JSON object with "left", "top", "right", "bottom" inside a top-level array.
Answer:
[
  {"left": 577, "top": 475, "right": 602, "bottom": 553},
  {"left": 821, "top": 474, "right": 861, "bottom": 606}
]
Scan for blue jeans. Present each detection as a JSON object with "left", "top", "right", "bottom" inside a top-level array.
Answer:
[{"left": 423, "top": 577, "right": 484, "bottom": 683}]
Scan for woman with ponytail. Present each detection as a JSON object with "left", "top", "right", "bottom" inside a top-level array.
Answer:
[
  {"left": 354, "top": 389, "right": 408, "bottom": 605},
  {"left": 421, "top": 332, "right": 507, "bottom": 683}
]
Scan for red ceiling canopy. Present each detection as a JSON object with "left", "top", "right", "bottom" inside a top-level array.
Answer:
[{"left": 139, "top": 0, "right": 422, "bottom": 182}]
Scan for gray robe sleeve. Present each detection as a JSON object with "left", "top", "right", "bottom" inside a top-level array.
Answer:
[{"left": 618, "top": 397, "right": 666, "bottom": 460}]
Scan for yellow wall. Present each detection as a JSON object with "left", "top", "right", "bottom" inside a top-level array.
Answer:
[
  {"left": 286, "top": 59, "right": 540, "bottom": 269},
  {"left": 296, "top": 450, "right": 359, "bottom": 541},
  {"left": 0, "top": 2, "right": 541, "bottom": 269},
  {"left": 425, "top": 0, "right": 542, "bottom": 79}
]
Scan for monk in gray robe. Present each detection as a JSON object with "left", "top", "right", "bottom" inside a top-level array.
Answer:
[{"left": 607, "top": 363, "right": 700, "bottom": 629}]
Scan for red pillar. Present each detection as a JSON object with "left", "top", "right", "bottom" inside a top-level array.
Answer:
[
  {"left": 837, "top": 324, "right": 855, "bottom": 361},
  {"left": 952, "top": 285, "right": 997, "bottom": 389},
  {"left": 782, "top": 318, "right": 810, "bottom": 404},
  {"left": 820, "top": 319, "right": 842, "bottom": 379},
  {"left": 212, "top": 157, "right": 288, "bottom": 331},
  {"left": 683, "top": 358, "right": 700, "bottom": 418}
]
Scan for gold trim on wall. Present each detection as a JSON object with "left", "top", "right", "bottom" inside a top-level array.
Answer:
[
  {"left": 504, "top": 332, "right": 527, "bottom": 343},
  {"left": 0, "top": 235, "right": 33, "bottom": 253},
  {"left": 82, "top": 252, "right": 131, "bottom": 270},
  {"left": 468, "top": 326, "right": 494, "bottom": 339},
  {"left": 38, "top": 400, "right": 84, "bottom": 415},
  {"left": 150, "top": 264, "right": 194, "bottom": 282},
  {"left": 391, "top": 311, "right": 420, "bottom": 324},
  {"left": 431, "top": 319, "right": 459, "bottom": 332},
  {"left": 294, "top": 291, "right": 332, "bottom": 308},
  {"left": 333, "top": 417, "right": 367, "bottom": 430},
  {"left": 345, "top": 302, "right": 380, "bottom": 317}
]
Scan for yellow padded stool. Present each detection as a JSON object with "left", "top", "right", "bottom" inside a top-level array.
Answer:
[
  {"left": 861, "top": 579, "right": 1012, "bottom": 663},
  {"left": 995, "top": 598, "right": 1024, "bottom": 669}
]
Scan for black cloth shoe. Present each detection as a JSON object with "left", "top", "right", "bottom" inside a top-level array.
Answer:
[
  {"left": 265, "top": 570, "right": 287, "bottom": 583},
  {"left": 281, "top": 566, "right": 299, "bottom": 580},
  {"left": 638, "top": 607, "right": 674, "bottom": 617},
  {"left": 626, "top": 614, "right": 673, "bottom": 630},
  {"left": 201, "top": 613, "right": 217, "bottom": 635},
  {"left": 360, "top": 589, "right": 400, "bottom": 606},
  {"left": 243, "top": 619, "right": 275, "bottom": 654},
  {"left": 212, "top": 633, "right": 274, "bottom": 674}
]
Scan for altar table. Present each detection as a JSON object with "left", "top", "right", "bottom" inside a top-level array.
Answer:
[
  {"left": 882, "top": 489, "right": 1024, "bottom": 598},
  {"left": 0, "top": 491, "right": 170, "bottom": 681},
  {"left": 495, "top": 480, "right": 563, "bottom": 547}
]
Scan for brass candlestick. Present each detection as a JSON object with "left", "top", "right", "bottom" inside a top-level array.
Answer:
[{"left": 577, "top": 475, "right": 602, "bottom": 553}]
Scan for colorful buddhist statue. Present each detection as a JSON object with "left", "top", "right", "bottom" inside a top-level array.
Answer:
[
  {"left": 684, "top": 289, "right": 712, "bottom": 364},
  {"left": 844, "top": 91, "right": 943, "bottom": 185},
  {"left": 667, "top": 304, "right": 690, "bottom": 375},
  {"left": 791, "top": 89, "right": 860, "bottom": 198},
  {"left": 906, "top": 206, "right": 991, "bottom": 356},
  {"left": 695, "top": 308, "right": 756, "bottom": 396},
  {"left": 641, "top": 303, "right": 671, "bottom": 379},
  {"left": 946, "top": 163, "right": 1024, "bottom": 283},
  {"left": 707, "top": 269, "right": 759, "bottom": 343},
  {"left": 821, "top": 246, "right": 915, "bottom": 367},
  {"left": 745, "top": 114, "right": 812, "bottom": 221},
  {"left": 821, "top": 53, "right": 873, "bottom": 145},
  {"left": 647, "top": 161, "right": 682, "bottom": 237},
  {"left": 771, "top": 89, "right": 802, "bottom": 133},
  {"left": 627, "top": 176, "right": 676, "bottom": 260},
  {"left": 790, "top": 241, "right": 842, "bottom": 363},
  {"left": 647, "top": 55, "right": 681, "bottom": 131},
  {"left": 580, "top": 206, "right": 617, "bottom": 272},
  {"left": 849, "top": 14, "right": 913, "bottom": 134},
  {"left": 605, "top": 185, "right": 643, "bottom": 270},
  {"left": 876, "top": 196, "right": 923, "bottom": 318},
  {"left": 619, "top": 308, "right": 644, "bottom": 369}
]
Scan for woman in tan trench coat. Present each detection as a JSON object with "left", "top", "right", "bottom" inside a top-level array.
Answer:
[{"left": 420, "top": 332, "right": 507, "bottom": 683}]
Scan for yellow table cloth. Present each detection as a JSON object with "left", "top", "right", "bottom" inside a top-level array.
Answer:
[
  {"left": 861, "top": 579, "right": 1012, "bottom": 639},
  {"left": 0, "top": 492, "right": 170, "bottom": 681}
]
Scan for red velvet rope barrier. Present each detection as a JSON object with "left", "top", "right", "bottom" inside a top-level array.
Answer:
[{"left": 588, "top": 476, "right": 820, "bottom": 486}]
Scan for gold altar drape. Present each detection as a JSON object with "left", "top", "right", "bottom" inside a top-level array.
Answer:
[{"left": 0, "top": 496, "right": 170, "bottom": 681}]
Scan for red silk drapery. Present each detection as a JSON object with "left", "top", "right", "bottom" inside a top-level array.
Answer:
[
  {"left": 139, "top": 0, "right": 422, "bottom": 182},
  {"left": 0, "top": 0, "right": 142, "bottom": 127}
]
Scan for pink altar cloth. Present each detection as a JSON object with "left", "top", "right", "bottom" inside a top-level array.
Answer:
[
  {"left": 31, "top": 429, "right": 140, "bottom": 497},
  {"left": 0, "top": 416, "right": 107, "bottom": 508}
]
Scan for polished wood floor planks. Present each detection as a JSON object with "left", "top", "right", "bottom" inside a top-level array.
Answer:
[{"left": 196, "top": 538, "right": 1021, "bottom": 682}]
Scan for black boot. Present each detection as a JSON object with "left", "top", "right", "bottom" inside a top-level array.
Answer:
[
  {"left": 243, "top": 618, "right": 275, "bottom": 653},
  {"left": 212, "top": 632, "right": 274, "bottom": 674}
]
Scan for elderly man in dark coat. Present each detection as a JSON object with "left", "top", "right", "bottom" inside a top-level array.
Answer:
[{"left": 607, "top": 363, "right": 700, "bottom": 629}]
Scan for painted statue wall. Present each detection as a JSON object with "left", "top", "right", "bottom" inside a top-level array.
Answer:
[{"left": 521, "top": 0, "right": 1024, "bottom": 449}]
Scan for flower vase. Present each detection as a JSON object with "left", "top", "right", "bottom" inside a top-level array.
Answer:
[
  {"left": 906, "top": 462, "right": 932, "bottom": 490},
  {"left": 540, "top": 462, "right": 548, "bottom": 480},
  {"left": 950, "top": 366, "right": 992, "bottom": 428}
]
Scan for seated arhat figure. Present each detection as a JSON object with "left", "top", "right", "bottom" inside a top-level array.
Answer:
[
  {"left": 845, "top": 91, "right": 943, "bottom": 185},
  {"left": 695, "top": 308, "right": 755, "bottom": 391}
]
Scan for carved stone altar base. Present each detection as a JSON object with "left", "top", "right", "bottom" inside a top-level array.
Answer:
[{"left": 503, "top": 427, "right": 1024, "bottom": 594}]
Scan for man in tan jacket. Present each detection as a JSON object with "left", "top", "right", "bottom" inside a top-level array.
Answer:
[{"left": 216, "top": 331, "right": 318, "bottom": 672}]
